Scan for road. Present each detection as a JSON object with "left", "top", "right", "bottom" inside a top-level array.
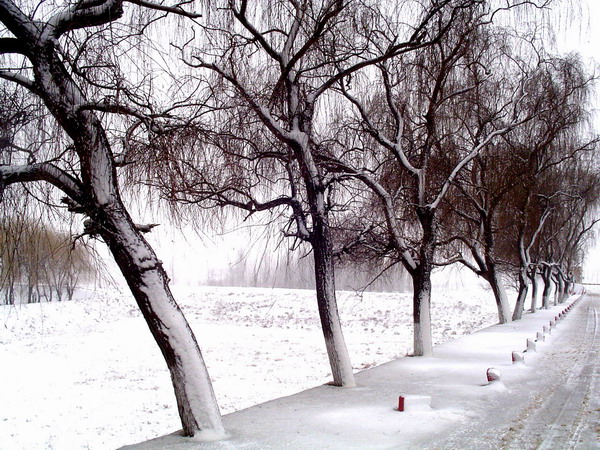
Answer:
[{"left": 501, "top": 292, "right": 600, "bottom": 449}]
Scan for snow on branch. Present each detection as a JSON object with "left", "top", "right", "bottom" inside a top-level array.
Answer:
[
  {"left": 125, "top": 0, "right": 201, "bottom": 18},
  {"left": 0, "top": 162, "right": 84, "bottom": 203},
  {"left": 341, "top": 85, "right": 419, "bottom": 178},
  {"left": 44, "top": 0, "right": 125, "bottom": 40},
  {"left": 0, "top": 71, "right": 37, "bottom": 94},
  {"left": 0, "top": 0, "right": 39, "bottom": 42},
  {"left": 135, "top": 223, "right": 160, "bottom": 233},
  {"left": 429, "top": 123, "right": 522, "bottom": 210},
  {"left": 188, "top": 58, "right": 292, "bottom": 144}
]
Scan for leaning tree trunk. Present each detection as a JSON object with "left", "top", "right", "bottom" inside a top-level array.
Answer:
[
  {"left": 32, "top": 50, "right": 225, "bottom": 437},
  {"left": 485, "top": 263, "right": 512, "bottom": 324},
  {"left": 311, "top": 225, "right": 356, "bottom": 387},
  {"left": 308, "top": 191, "right": 355, "bottom": 387},
  {"left": 541, "top": 266, "right": 552, "bottom": 309},
  {"left": 297, "top": 134, "right": 355, "bottom": 387},
  {"left": 512, "top": 269, "right": 529, "bottom": 320},
  {"left": 97, "top": 208, "right": 225, "bottom": 438}
]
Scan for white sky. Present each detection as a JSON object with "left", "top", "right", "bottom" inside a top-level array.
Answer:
[{"left": 562, "top": 1, "right": 600, "bottom": 282}]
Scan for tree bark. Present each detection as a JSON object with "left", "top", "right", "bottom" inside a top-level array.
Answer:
[
  {"left": 412, "top": 207, "right": 435, "bottom": 357},
  {"left": 563, "top": 275, "right": 571, "bottom": 301},
  {"left": 98, "top": 212, "right": 224, "bottom": 437},
  {"left": 485, "top": 263, "right": 512, "bottom": 324},
  {"left": 412, "top": 264, "right": 433, "bottom": 356},
  {"left": 301, "top": 144, "right": 354, "bottom": 386},
  {"left": 528, "top": 269, "right": 538, "bottom": 312},
  {"left": 552, "top": 275, "right": 560, "bottom": 305},
  {"left": 311, "top": 215, "right": 356, "bottom": 387},
  {"left": 541, "top": 265, "right": 552, "bottom": 309},
  {"left": 75, "top": 117, "right": 224, "bottom": 439},
  {"left": 512, "top": 269, "right": 529, "bottom": 320}
]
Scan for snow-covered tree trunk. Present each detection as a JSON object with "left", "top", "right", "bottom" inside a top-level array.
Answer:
[
  {"left": 486, "top": 263, "right": 512, "bottom": 324},
  {"left": 0, "top": 0, "right": 224, "bottom": 437},
  {"left": 311, "top": 214, "right": 355, "bottom": 387},
  {"left": 528, "top": 269, "right": 539, "bottom": 312},
  {"left": 101, "top": 223, "right": 224, "bottom": 437},
  {"left": 412, "top": 266, "right": 434, "bottom": 357},
  {"left": 412, "top": 207, "right": 435, "bottom": 357},
  {"left": 301, "top": 137, "right": 355, "bottom": 387},
  {"left": 512, "top": 269, "right": 529, "bottom": 320},
  {"left": 50, "top": 103, "right": 224, "bottom": 439},
  {"left": 61, "top": 93, "right": 224, "bottom": 440}
]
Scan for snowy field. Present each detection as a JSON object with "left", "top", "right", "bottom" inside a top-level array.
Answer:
[
  {"left": 124, "top": 286, "right": 593, "bottom": 450},
  {"left": 0, "top": 280, "right": 503, "bottom": 449}
]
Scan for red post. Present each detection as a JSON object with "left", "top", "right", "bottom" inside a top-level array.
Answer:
[{"left": 398, "top": 396, "right": 405, "bottom": 412}]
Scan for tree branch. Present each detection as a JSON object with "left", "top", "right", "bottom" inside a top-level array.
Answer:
[
  {"left": 0, "top": 162, "right": 85, "bottom": 203},
  {"left": 125, "top": 0, "right": 201, "bottom": 18}
]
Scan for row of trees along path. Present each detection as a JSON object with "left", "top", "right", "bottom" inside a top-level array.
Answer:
[{"left": 1, "top": 0, "right": 598, "bottom": 440}]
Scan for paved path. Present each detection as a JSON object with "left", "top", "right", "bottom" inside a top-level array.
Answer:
[{"left": 503, "top": 293, "right": 600, "bottom": 449}]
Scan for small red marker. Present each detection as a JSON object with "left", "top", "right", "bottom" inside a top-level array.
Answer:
[{"left": 398, "top": 396, "right": 405, "bottom": 411}]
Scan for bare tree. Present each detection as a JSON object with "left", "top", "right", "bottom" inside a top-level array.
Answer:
[
  {"left": 498, "top": 54, "right": 599, "bottom": 319},
  {"left": 444, "top": 144, "right": 520, "bottom": 323},
  {"left": 0, "top": 0, "right": 224, "bottom": 437},
  {"left": 134, "top": 0, "right": 483, "bottom": 385},
  {"left": 534, "top": 158, "right": 600, "bottom": 306},
  {"left": 337, "top": 8, "right": 539, "bottom": 355}
]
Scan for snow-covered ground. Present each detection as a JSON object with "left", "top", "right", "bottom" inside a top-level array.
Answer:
[
  {"left": 124, "top": 286, "right": 596, "bottom": 450},
  {"left": 0, "top": 281, "right": 502, "bottom": 449}
]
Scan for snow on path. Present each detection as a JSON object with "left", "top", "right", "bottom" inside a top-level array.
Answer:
[
  {"left": 503, "top": 293, "right": 600, "bottom": 449},
  {"left": 123, "top": 290, "right": 596, "bottom": 449}
]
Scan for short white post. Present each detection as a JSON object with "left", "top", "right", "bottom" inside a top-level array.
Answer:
[
  {"left": 536, "top": 331, "right": 545, "bottom": 342},
  {"left": 512, "top": 351, "right": 525, "bottom": 363},
  {"left": 486, "top": 367, "right": 501, "bottom": 382}
]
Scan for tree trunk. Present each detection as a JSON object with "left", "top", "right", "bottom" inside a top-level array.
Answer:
[
  {"left": 413, "top": 207, "right": 435, "bottom": 357},
  {"left": 562, "top": 276, "right": 571, "bottom": 301},
  {"left": 555, "top": 274, "right": 565, "bottom": 304},
  {"left": 99, "top": 213, "right": 224, "bottom": 437},
  {"left": 312, "top": 222, "right": 356, "bottom": 387},
  {"left": 30, "top": 48, "right": 225, "bottom": 438},
  {"left": 295, "top": 134, "right": 355, "bottom": 387},
  {"left": 512, "top": 269, "right": 529, "bottom": 320},
  {"left": 481, "top": 218, "right": 512, "bottom": 324},
  {"left": 529, "top": 270, "right": 538, "bottom": 312},
  {"left": 486, "top": 264, "right": 512, "bottom": 324},
  {"left": 412, "top": 265, "right": 433, "bottom": 356},
  {"left": 541, "top": 266, "right": 552, "bottom": 309},
  {"left": 552, "top": 275, "right": 560, "bottom": 305}
]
